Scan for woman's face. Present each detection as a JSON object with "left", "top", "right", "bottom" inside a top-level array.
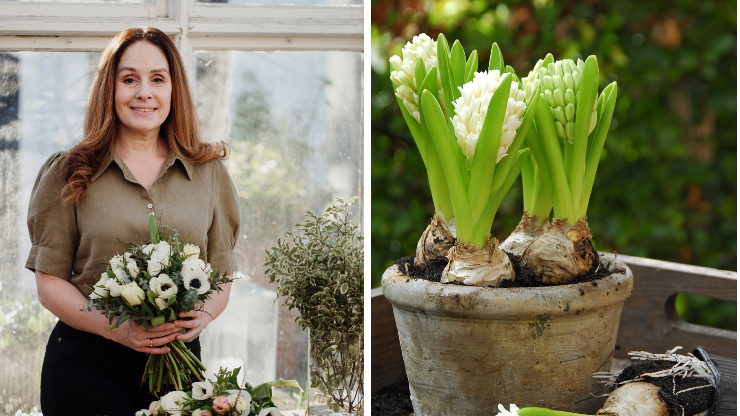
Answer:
[{"left": 114, "top": 41, "right": 172, "bottom": 140}]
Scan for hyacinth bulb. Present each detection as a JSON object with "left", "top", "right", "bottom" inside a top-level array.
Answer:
[
  {"left": 442, "top": 238, "right": 515, "bottom": 287},
  {"left": 524, "top": 59, "right": 598, "bottom": 144},
  {"left": 451, "top": 70, "right": 527, "bottom": 163},
  {"left": 389, "top": 34, "right": 445, "bottom": 122},
  {"left": 500, "top": 212, "right": 549, "bottom": 258}
]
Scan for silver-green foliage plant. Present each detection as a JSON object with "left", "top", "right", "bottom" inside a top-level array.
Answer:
[{"left": 264, "top": 197, "right": 363, "bottom": 412}]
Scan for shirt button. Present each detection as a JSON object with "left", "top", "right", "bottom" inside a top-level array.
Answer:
[{"left": 148, "top": 204, "right": 153, "bottom": 209}]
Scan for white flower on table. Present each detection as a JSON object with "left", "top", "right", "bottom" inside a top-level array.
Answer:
[
  {"left": 496, "top": 404, "right": 520, "bottom": 415},
  {"left": 255, "top": 408, "right": 281, "bottom": 416},
  {"left": 149, "top": 273, "right": 178, "bottom": 299},
  {"left": 182, "top": 258, "right": 211, "bottom": 295},
  {"left": 144, "top": 241, "right": 171, "bottom": 276},
  {"left": 192, "top": 380, "right": 214, "bottom": 400},
  {"left": 160, "top": 390, "right": 188, "bottom": 415}
]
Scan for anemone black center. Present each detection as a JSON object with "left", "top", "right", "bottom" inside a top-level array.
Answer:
[
  {"left": 190, "top": 280, "right": 201, "bottom": 289},
  {"left": 161, "top": 284, "right": 170, "bottom": 291}
]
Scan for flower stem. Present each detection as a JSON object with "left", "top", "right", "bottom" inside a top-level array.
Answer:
[
  {"left": 178, "top": 339, "right": 207, "bottom": 371},
  {"left": 172, "top": 341, "right": 203, "bottom": 381}
]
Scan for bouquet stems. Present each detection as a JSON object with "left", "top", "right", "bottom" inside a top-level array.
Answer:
[{"left": 144, "top": 340, "right": 206, "bottom": 396}]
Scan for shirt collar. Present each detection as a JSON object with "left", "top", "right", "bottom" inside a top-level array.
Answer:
[{"left": 90, "top": 147, "right": 194, "bottom": 182}]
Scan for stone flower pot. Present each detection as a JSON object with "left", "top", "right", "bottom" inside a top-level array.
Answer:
[{"left": 381, "top": 255, "right": 633, "bottom": 416}]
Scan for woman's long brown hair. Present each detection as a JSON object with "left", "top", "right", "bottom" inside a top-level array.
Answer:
[{"left": 61, "top": 27, "right": 229, "bottom": 205}]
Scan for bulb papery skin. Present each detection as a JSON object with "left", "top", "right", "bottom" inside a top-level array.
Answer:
[
  {"left": 442, "top": 238, "right": 515, "bottom": 286},
  {"left": 525, "top": 59, "right": 597, "bottom": 144},
  {"left": 389, "top": 34, "right": 446, "bottom": 122},
  {"left": 519, "top": 218, "right": 598, "bottom": 284},
  {"left": 451, "top": 70, "right": 527, "bottom": 163},
  {"left": 415, "top": 215, "right": 455, "bottom": 267},
  {"left": 500, "top": 212, "right": 549, "bottom": 258},
  {"left": 597, "top": 382, "right": 670, "bottom": 416}
]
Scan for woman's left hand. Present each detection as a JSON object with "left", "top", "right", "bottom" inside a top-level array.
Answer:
[{"left": 174, "top": 311, "right": 212, "bottom": 343}]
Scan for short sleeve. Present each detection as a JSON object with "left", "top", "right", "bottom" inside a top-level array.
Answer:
[
  {"left": 206, "top": 159, "right": 241, "bottom": 276},
  {"left": 25, "top": 151, "right": 79, "bottom": 280}
]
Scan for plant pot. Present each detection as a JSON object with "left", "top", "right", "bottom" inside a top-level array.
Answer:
[
  {"left": 307, "top": 330, "right": 364, "bottom": 415},
  {"left": 381, "top": 254, "right": 633, "bottom": 415}
]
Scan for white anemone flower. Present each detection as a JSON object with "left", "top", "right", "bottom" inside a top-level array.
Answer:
[
  {"left": 496, "top": 404, "right": 520, "bottom": 415},
  {"left": 451, "top": 70, "right": 527, "bottom": 162},
  {"left": 256, "top": 408, "right": 282, "bottom": 416},
  {"left": 149, "top": 273, "right": 178, "bottom": 299},
  {"left": 389, "top": 33, "right": 445, "bottom": 122},
  {"left": 191, "top": 380, "right": 214, "bottom": 400},
  {"left": 181, "top": 258, "right": 211, "bottom": 295}
]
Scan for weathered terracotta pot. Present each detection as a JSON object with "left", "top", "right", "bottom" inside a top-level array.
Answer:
[{"left": 382, "top": 255, "right": 633, "bottom": 415}]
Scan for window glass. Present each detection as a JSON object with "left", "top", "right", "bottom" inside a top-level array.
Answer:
[
  {"left": 0, "top": 51, "right": 97, "bottom": 414},
  {"left": 193, "top": 50, "right": 363, "bottom": 396}
]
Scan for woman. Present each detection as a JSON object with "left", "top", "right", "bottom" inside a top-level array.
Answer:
[{"left": 25, "top": 27, "right": 240, "bottom": 415}]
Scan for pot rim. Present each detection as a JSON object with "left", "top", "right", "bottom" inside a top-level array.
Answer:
[{"left": 382, "top": 254, "right": 633, "bottom": 319}]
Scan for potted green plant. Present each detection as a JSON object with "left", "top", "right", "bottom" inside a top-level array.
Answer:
[
  {"left": 382, "top": 33, "right": 633, "bottom": 415},
  {"left": 264, "top": 198, "right": 363, "bottom": 415}
]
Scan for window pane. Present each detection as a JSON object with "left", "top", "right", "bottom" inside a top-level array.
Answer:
[
  {"left": 0, "top": 51, "right": 97, "bottom": 414},
  {"left": 193, "top": 50, "right": 363, "bottom": 396}
]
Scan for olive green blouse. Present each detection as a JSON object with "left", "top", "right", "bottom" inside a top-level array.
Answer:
[{"left": 26, "top": 149, "right": 241, "bottom": 296}]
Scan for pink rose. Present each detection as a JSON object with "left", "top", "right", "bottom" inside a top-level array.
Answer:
[
  {"left": 149, "top": 401, "right": 161, "bottom": 415},
  {"left": 212, "top": 396, "right": 232, "bottom": 415}
]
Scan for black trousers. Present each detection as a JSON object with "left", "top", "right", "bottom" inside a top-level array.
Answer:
[{"left": 40, "top": 321, "right": 201, "bottom": 416}]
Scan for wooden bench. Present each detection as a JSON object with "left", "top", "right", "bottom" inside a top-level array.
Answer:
[{"left": 371, "top": 253, "right": 737, "bottom": 393}]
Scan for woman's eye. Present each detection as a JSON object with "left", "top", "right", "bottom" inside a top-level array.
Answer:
[
  {"left": 153, "top": 77, "right": 164, "bottom": 83},
  {"left": 123, "top": 78, "right": 135, "bottom": 84}
]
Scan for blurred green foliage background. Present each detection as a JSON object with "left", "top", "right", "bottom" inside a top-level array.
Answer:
[{"left": 370, "top": 0, "right": 737, "bottom": 330}]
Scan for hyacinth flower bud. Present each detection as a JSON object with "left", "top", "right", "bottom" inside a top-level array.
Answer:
[
  {"left": 389, "top": 34, "right": 446, "bottom": 122},
  {"left": 531, "top": 58, "right": 598, "bottom": 144}
]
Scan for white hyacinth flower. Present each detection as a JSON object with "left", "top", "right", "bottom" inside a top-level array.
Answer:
[
  {"left": 451, "top": 70, "right": 527, "bottom": 162},
  {"left": 389, "top": 33, "right": 445, "bottom": 122},
  {"left": 530, "top": 58, "right": 597, "bottom": 144}
]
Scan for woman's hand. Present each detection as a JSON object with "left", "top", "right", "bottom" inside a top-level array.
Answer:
[
  {"left": 174, "top": 311, "right": 213, "bottom": 343},
  {"left": 111, "top": 319, "right": 181, "bottom": 354}
]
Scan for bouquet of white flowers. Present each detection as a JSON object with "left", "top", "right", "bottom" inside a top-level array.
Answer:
[
  {"left": 86, "top": 213, "right": 234, "bottom": 395},
  {"left": 137, "top": 367, "right": 301, "bottom": 416}
]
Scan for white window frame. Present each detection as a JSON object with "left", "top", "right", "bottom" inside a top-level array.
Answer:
[{"left": 0, "top": 0, "right": 363, "bottom": 81}]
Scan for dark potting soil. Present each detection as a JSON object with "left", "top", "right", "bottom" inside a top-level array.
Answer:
[
  {"left": 615, "top": 360, "right": 716, "bottom": 416},
  {"left": 371, "top": 379, "right": 413, "bottom": 416},
  {"left": 393, "top": 252, "right": 621, "bottom": 288}
]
